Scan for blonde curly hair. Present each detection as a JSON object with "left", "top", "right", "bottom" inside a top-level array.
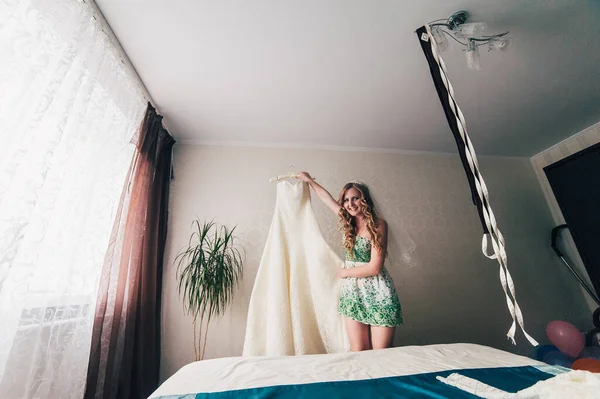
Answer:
[{"left": 337, "top": 182, "right": 383, "bottom": 258}]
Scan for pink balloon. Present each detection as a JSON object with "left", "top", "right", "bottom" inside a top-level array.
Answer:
[{"left": 546, "top": 321, "right": 585, "bottom": 358}]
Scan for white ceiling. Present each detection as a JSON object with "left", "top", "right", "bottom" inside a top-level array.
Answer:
[{"left": 96, "top": 0, "right": 600, "bottom": 157}]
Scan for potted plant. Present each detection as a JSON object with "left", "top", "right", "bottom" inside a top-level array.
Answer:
[{"left": 175, "top": 220, "right": 243, "bottom": 361}]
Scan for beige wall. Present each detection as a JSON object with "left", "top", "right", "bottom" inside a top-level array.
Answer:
[{"left": 161, "top": 145, "right": 590, "bottom": 382}]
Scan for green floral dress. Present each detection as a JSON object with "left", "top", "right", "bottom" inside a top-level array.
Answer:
[{"left": 338, "top": 236, "right": 403, "bottom": 327}]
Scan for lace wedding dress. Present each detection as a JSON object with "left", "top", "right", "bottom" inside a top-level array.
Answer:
[{"left": 242, "top": 181, "right": 349, "bottom": 356}]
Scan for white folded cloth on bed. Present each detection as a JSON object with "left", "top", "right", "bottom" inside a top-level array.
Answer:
[{"left": 437, "top": 369, "right": 600, "bottom": 399}]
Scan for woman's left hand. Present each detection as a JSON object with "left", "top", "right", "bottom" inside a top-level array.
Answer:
[{"left": 337, "top": 267, "right": 347, "bottom": 279}]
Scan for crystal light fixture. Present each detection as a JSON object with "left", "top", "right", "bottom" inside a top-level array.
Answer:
[{"left": 428, "top": 11, "right": 511, "bottom": 71}]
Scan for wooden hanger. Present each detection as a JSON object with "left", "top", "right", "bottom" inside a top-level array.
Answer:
[
  {"left": 269, "top": 172, "right": 299, "bottom": 182},
  {"left": 269, "top": 164, "right": 313, "bottom": 182}
]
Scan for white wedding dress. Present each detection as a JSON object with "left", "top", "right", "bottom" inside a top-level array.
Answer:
[{"left": 243, "top": 181, "right": 349, "bottom": 356}]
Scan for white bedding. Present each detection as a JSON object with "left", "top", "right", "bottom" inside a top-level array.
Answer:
[{"left": 150, "top": 343, "right": 546, "bottom": 398}]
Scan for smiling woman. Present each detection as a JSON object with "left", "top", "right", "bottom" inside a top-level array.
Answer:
[{"left": 297, "top": 173, "right": 403, "bottom": 352}]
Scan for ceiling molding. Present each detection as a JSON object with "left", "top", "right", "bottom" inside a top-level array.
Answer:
[
  {"left": 530, "top": 120, "right": 600, "bottom": 162},
  {"left": 176, "top": 139, "right": 529, "bottom": 160}
]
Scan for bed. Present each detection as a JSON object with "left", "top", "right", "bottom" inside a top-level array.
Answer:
[{"left": 149, "top": 343, "right": 594, "bottom": 398}]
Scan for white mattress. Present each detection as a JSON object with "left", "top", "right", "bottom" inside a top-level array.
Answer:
[{"left": 150, "top": 343, "right": 545, "bottom": 398}]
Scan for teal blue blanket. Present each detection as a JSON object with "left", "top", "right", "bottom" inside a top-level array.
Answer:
[{"left": 156, "top": 365, "right": 560, "bottom": 398}]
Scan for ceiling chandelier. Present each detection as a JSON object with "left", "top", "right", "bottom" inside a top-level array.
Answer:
[{"left": 428, "top": 11, "right": 512, "bottom": 71}]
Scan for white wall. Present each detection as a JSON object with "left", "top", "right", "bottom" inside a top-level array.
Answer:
[
  {"left": 161, "top": 145, "right": 590, "bottom": 382},
  {"left": 530, "top": 121, "right": 600, "bottom": 312}
]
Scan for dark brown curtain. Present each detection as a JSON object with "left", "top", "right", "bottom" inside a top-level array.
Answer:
[{"left": 85, "top": 103, "right": 175, "bottom": 399}]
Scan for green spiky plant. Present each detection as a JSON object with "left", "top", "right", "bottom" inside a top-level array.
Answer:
[{"left": 175, "top": 220, "right": 243, "bottom": 361}]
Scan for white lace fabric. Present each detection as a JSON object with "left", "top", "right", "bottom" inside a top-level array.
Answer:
[
  {"left": 437, "top": 369, "right": 600, "bottom": 399},
  {"left": 0, "top": 0, "right": 146, "bottom": 397}
]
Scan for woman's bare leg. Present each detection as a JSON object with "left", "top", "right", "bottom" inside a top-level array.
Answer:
[
  {"left": 344, "top": 317, "right": 370, "bottom": 351},
  {"left": 370, "top": 326, "right": 395, "bottom": 350}
]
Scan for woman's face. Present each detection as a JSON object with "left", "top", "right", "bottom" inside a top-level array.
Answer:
[{"left": 343, "top": 187, "right": 363, "bottom": 217}]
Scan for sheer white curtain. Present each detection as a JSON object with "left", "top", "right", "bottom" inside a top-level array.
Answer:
[{"left": 0, "top": 0, "right": 147, "bottom": 397}]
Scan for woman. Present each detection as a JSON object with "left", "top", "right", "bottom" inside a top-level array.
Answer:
[{"left": 296, "top": 172, "right": 403, "bottom": 351}]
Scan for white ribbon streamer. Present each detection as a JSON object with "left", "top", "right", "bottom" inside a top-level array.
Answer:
[{"left": 423, "top": 25, "right": 538, "bottom": 346}]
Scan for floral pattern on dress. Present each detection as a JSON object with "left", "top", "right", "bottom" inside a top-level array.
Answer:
[{"left": 338, "top": 236, "right": 403, "bottom": 327}]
